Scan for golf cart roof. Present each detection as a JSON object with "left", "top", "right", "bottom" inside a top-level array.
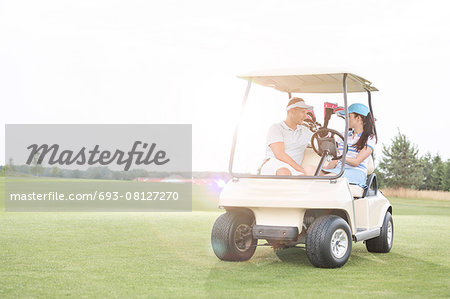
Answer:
[{"left": 238, "top": 69, "right": 378, "bottom": 93}]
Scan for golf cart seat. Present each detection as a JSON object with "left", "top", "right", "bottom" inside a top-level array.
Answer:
[
  {"left": 349, "top": 184, "right": 364, "bottom": 198},
  {"left": 301, "top": 146, "right": 322, "bottom": 169}
]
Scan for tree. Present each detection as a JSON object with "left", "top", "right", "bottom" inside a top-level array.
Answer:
[
  {"left": 419, "top": 153, "right": 433, "bottom": 190},
  {"left": 30, "top": 154, "right": 44, "bottom": 176},
  {"left": 378, "top": 130, "right": 423, "bottom": 189},
  {"left": 8, "top": 158, "right": 15, "bottom": 172},
  {"left": 430, "top": 155, "right": 444, "bottom": 190},
  {"left": 71, "top": 169, "right": 82, "bottom": 179},
  {"left": 442, "top": 160, "right": 450, "bottom": 192},
  {"left": 50, "top": 167, "right": 62, "bottom": 177},
  {"left": 374, "top": 168, "right": 386, "bottom": 188}
]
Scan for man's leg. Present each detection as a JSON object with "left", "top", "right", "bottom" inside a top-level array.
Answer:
[{"left": 276, "top": 167, "right": 292, "bottom": 176}]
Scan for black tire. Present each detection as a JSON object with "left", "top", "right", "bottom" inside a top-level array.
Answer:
[
  {"left": 306, "top": 215, "right": 352, "bottom": 268},
  {"left": 211, "top": 211, "right": 257, "bottom": 261},
  {"left": 366, "top": 212, "right": 393, "bottom": 253}
]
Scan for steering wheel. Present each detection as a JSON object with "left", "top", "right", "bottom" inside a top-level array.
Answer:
[{"left": 311, "top": 128, "right": 345, "bottom": 160}]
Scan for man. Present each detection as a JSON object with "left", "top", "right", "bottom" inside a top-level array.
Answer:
[{"left": 260, "top": 97, "right": 314, "bottom": 176}]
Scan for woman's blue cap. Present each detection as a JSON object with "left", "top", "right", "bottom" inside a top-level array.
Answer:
[{"left": 338, "top": 103, "right": 370, "bottom": 116}]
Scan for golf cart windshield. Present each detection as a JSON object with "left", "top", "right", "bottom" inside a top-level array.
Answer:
[{"left": 229, "top": 69, "right": 378, "bottom": 180}]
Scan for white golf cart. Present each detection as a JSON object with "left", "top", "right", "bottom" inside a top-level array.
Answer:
[{"left": 211, "top": 70, "right": 393, "bottom": 268}]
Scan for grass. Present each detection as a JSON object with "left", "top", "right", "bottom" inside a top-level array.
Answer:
[{"left": 0, "top": 177, "right": 449, "bottom": 298}]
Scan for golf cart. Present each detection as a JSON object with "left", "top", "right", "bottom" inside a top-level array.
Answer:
[{"left": 211, "top": 70, "right": 393, "bottom": 268}]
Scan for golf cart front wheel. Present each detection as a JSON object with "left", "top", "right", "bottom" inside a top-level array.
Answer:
[
  {"left": 306, "top": 215, "right": 352, "bottom": 268},
  {"left": 211, "top": 211, "right": 257, "bottom": 261},
  {"left": 366, "top": 211, "right": 393, "bottom": 253}
]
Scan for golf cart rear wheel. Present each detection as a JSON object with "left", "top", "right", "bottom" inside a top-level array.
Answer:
[
  {"left": 306, "top": 215, "right": 352, "bottom": 268},
  {"left": 366, "top": 212, "right": 393, "bottom": 253},
  {"left": 211, "top": 211, "right": 257, "bottom": 261}
]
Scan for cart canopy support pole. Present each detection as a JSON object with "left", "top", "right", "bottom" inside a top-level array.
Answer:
[
  {"left": 229, "top": 80, "right": 252, "bottom": 174},
  {"left": 365, "top": 88, "right": 377, "bottom": 138},
  {"left": 336, "top": 73, "right": 349, "bottom": 178}
]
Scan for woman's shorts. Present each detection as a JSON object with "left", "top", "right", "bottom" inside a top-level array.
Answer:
[
  {"left": 322, "top": 167, "right": 367, "bottom": 188},
  {"left": 259, "top": 158, "right": 305, "bottom": 176}
]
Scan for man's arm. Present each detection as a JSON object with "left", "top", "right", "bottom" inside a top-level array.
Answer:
[{"left": 269, "top": 142, "right": 306, "bottom": 173}]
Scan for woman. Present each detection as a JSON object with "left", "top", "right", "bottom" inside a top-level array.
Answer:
[{"left": 322, "top": 103, "right": 377, "bottom": 188}]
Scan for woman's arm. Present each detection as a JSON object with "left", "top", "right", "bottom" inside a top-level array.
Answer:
[
  {"left": 345, "top": 146, "right": 373, "bottom": 167},
  {"left": 323, "top": 159, "right": 338, "bottom": 169},
  {"left": 269, "top": 142, "right": 306, "bottom": 173}
]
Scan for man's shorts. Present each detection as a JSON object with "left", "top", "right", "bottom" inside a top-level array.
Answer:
[{"left": 259, "top": 158, "right": 305, "bottom": 176}]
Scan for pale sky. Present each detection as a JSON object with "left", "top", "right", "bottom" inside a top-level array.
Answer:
[{"left": 1, "top": 0, "right": 449, "bottom": 171}]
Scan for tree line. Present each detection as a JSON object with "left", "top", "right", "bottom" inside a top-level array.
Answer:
[
  {"left": 375, "top": 130, "right": 450, "bottom": 191},
  {"left": 0, "top": 162, "right": 191, "bottom": 180},
  {"left": 0, "top": 161, "right": 228, "bottom": 181}
]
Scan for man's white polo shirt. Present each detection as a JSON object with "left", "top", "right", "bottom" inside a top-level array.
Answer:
[{"left": 265, "top": 121, "right": 313, "bottom": 165}]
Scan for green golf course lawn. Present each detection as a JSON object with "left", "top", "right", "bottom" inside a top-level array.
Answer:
[{"left": 0, "top": 178, "right": 449, "bottom": 298}]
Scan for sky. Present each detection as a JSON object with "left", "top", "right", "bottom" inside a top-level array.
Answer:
[{"left": 1, "top": 0, "right": 449, "bottom": 171}]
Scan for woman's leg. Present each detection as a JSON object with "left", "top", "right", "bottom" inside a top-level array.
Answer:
[
  {"left": 302, "top": 165, "right": 316, "bottom": 176},
  {"left": 320, "top": 169, "right": 339, "bottom": 176}
]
